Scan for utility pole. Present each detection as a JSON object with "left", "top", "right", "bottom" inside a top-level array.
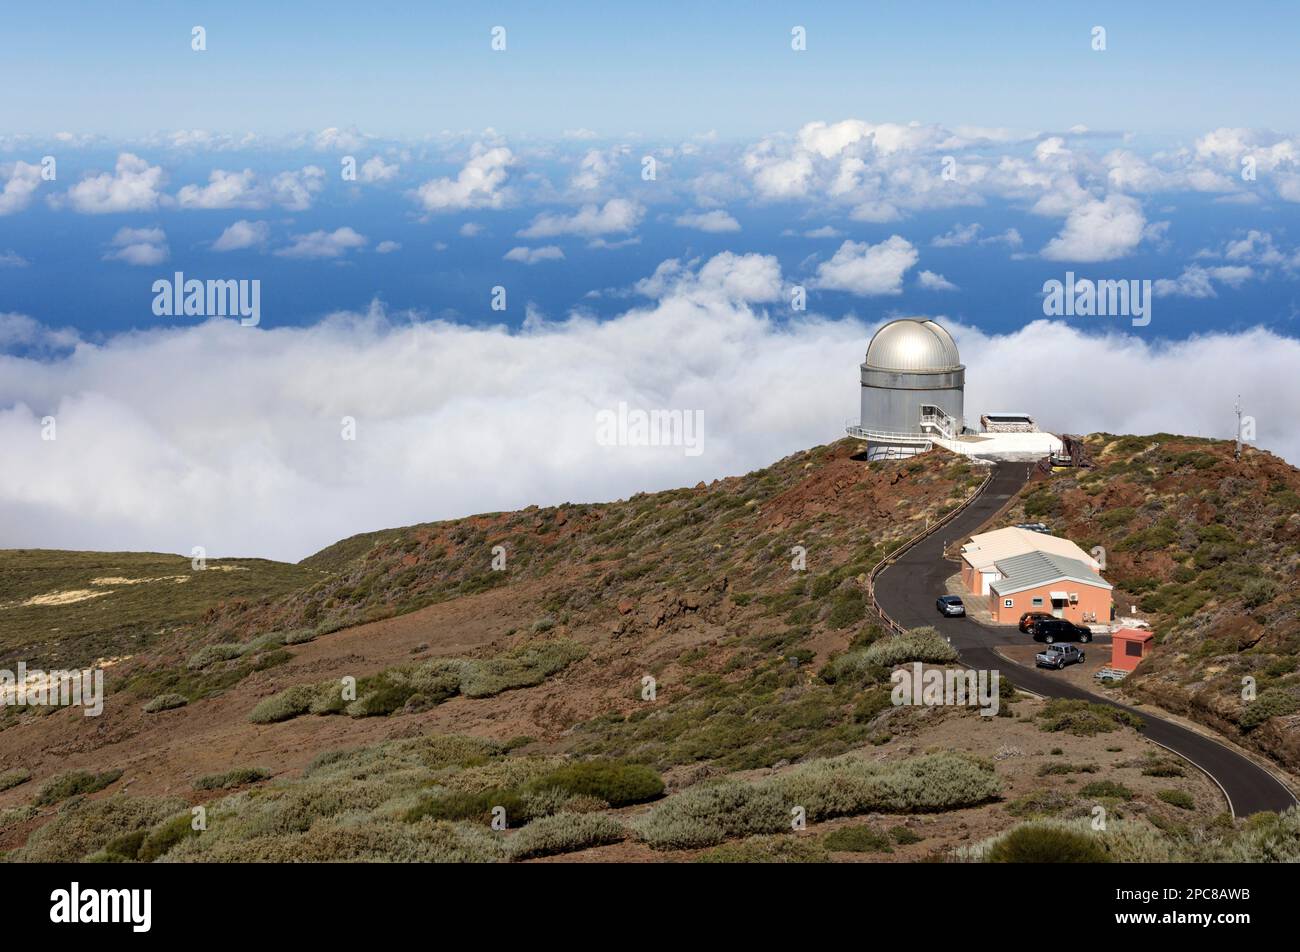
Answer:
[{"left": 1234, "top": 395, "right": 1242, "bottom": 461}]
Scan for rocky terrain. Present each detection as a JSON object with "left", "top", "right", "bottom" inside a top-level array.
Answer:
[{"left": 0, "top": 435, "right": 1296, "bottom": 863}]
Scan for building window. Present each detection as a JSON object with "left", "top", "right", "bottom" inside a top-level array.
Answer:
[
  {"left": 1004, "top": 599, "right": 1013, "bottom": 608},
  {"left": 1031, "top": 597, "right": 1044, "bottom": 607},
  {"left": 1125, "top": 641, "right": 1143, "bottom": 658}
]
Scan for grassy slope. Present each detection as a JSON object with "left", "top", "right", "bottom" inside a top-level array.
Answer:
[
  {"left": 1000, "top": 433, "right": 1300, "bottom": 770},
  {"left": 0, "top": 550, "right": 317, "bottom": 667}
]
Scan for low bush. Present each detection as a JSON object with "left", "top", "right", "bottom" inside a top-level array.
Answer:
[
  {"left": 143, "top": 693, "right": 188, "bottom": 714},
  {"left": 823, "top": 824, "right": 892, "bottom": 853},
  {"left": 862, "top": 627, "right": 958, "bottom": 667},
  {"left": 8, "top": 795, "right": 185, "bottom": 862},
  {"left": 193, "top": 767, "right": 272, "bottom": 791},
  {"left": 523, "top": 761, "right": 663, "bottom": 807},
  {"left": 890, "top": 825, "right": 922, "bottom": 845},
  {"left": 1157, "top": 789, "right": 1195, "bottom": 811},
  {"left": 695, "top": 834, "right": 829, "bottom": 863},
  {"left": 633, "top": 752, "right": 1000, "bottom": 850},
  {"left": 1079, "top": 780, "right": 1136, "bottom": 801},
  {"left": 986, "top": 824, "right": 1111, "bottom": 863},
  {"left": 34, "top": 769, "right": 124, "bottom": 805},
  {"left": 0, "top": 768, "right": 31, "bottom": 792},
  {"left": 138, "top": 811, "right": 201, "bottom": 862},
  {"left": 1239, "top": 689, "right": 1300, "bottom": 730},
  {"left": 506, "top": 812, "right": 624, "bottom": 861},
  {"left": 1037, "top": 699, "right": 1142, "bottom": 736},
  {"left": 248, "top": 684, "right": 319, "bottom": 724}
]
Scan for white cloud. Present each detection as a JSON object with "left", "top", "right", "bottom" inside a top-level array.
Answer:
[
  {"left": 504, "top": 245, "right": 565, "bottom": 264},
  {"left": 314, "top": 127, "right": 366, "bottom": 151},
  {"left": 1154, "top": 265, "right": 1255, "bottom": 298},
  {"left": 62, "top": 153, "right": 164, "bottom": 214},
  {"left": 176, "top": 169, "right": 262, "bottom": 209},
  {"left": 212, "top": 219, "right": 271, "bottom": 252},
  {"left": 0, "top": 250, "right": 29, "bottom": 268},
  {"left": 177, "top": 165, "right": 325, "bottom": 211},
  {"left": 375, "top": 240, "right": 401, "bottom": 254},
  {"left": 519, "top": 198, "right": 643, "bottom": 238},
  {"left": 917, "top": 270, "right": 958, "bottom": 291},
  {"left": 102, "top": 226, "right": 168, "bottom": 266},
  {"left": 811, "top": 236, "right": 919, "bottom": 295},
  {"left": 459, "top": 222, "right": 484, "bottom": 237},
  {"left": 635, "top": 251, "right": 782, "bottom": 302},
  {"left": 5, "top": 287, "right": 1299, "bottom": 561},
  {"left": 270, "top": 166, "right": 326, "bottom": 211},
  {"left": 412, "top": 146, "right": 514, "bottom": 213},
  {"left": 1041, "top": 194, "right": 1147, "bottom": 262},
  {"left": 674, "top": 209, "right": 741, "bottom": 233},
  {"left": 931, "top": 223, "right": 982, "bottom": 247},
  {"left": 275, "top": 227, "right": 367, "bottom": 259},
  {"left": 0, "top": 312, "right": 79, "bottom": 352},
  {"left": 0, "top": 161, "right": 43, "bottom": 215},
  {"left": 359, "top": 156, "right": 399, "bottom": 183}
]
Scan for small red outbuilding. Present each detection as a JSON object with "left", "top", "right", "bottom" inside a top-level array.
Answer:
[{"left": 1111, "top": 628, "right": 1154, "bottom": 672}]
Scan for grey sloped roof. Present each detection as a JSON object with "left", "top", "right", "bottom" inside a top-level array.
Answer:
[{"left": 989, "top": 550, "right": 1112, "bottom": 596}]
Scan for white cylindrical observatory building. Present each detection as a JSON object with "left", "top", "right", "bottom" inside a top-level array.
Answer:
[{"left": 848, "top": 318, "right": 965, "bottom": 460}]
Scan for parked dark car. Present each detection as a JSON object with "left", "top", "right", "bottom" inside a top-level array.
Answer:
[
  {"left": 1015, "top": 522, "right": 1051, "bottom": 534},
  {"left": 1030, "top": 618, "right": 1093, "bottom": 643},
  {"left": 1018, "top": 611, "right": 1054, "bottom": 633},
  {"left": 1036, "top": 643, "right": 1085, "bottom": 669},
  {"left": 936, "top": 595, "right": 966, "bottom": 617}
]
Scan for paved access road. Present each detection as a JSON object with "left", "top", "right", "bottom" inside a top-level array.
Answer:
[{"left": 873, "top": 460, "right": 1297, "bottom": 817}]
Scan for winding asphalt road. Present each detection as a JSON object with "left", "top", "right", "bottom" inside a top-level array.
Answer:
[{"left": 873, "top": 460, "right": 1297, "bottom": 817}]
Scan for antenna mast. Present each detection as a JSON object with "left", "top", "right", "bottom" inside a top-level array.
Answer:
[{"left": 1234, "top": 395, "right": 1242, "bottom": 461}]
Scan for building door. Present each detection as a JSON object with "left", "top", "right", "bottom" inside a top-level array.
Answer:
[{"left": 1050, "top": 597, "right": 1067, "bottom": 618}]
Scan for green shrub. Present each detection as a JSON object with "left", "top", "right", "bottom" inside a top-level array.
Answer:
[
  {"left": 986, "top": 825, "right": 1111, "bottom": 863},
  {"left": 823, "top": 824, "right": 892, "bottom": 852},
  {"left": 827, "top": 591, "right": 867, "bottom": 629},
  {"left": 0, "top": 768, "right": 31, "bottom": 792},
  {"left": 1079, "top": 780, "right": 1136, "bottom": 801},
  {"left": 193, "top": 767, "right": 272, "bottom": 791},
  {"left": 1157, "top": 789, "right": 1195, "bottom": 811},
  {"left": 8, "top": 795, "right": 185, "bottom": 862},
  {"left": 34, "top": 769, "right": 124, "bottom": 805},
  {"left": 143, "top": 693, "right": 188, "bottom": 714},
  {"left": 696, "top": 834, "right": 829, "bottom": 863},
  {"left": 138, "top": 811, "right": 201, "bottom": 862},
  {"left": 248, "top": 684, "right": 319, "bottom": 724},
  {"left": 524, "top": 761, "right": 663, "bottom": 807},
  {"left": 404, "top": 789, "right": 530, "bottom": 826},
  {"left": 633, "top": 752, "right": 1000, "bottom": 850},
  {"left": 1240, "top": 689, "right": 1300, "bottom": 730},
  {"left": 890, "top": 825, "right": 922, "bottom": 845},
  {"left": 1037, "top": 699, "right": 1142, "bottom": 736},
  {"left": 862, "top": 627, "right": 958, "bottom": 666},
  {"left": 506, "top": 812, "right": 624, "bottom": 860},
  {"left": 186, "top": 643, "right": 247, "bottom": 670}
]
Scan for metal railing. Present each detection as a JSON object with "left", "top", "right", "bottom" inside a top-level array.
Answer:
[{"left": 845, "top": 424, "right": 932, "bottom": 449}]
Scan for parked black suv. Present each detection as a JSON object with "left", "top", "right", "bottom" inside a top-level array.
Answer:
[{"left": 1029, "top": 618, "right": 1093, "bottom": 643}]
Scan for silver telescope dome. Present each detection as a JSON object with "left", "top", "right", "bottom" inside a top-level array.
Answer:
[{"left": 864, "top": 318, "right": 961, "bottom": 372}]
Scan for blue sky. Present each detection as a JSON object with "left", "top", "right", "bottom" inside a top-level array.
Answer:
[
  {"left": 4, "top": 2, "right": 1300, "bottom": 558},
  {"left": 4, "top": 2, "right": 1299, "bottom": 138}
]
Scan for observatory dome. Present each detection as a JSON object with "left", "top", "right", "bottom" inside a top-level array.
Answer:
[{"left": 865, "top": 319, "right": 961, "bottom": 372}]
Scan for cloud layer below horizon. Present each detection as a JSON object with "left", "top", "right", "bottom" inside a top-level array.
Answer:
[{"left": 2, "top": 252, "right": 1296, "bottom": 561}]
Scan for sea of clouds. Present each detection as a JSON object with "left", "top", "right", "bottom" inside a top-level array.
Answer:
[{"left": 2, "top": 251, "right": 1296, "bottom": 562}]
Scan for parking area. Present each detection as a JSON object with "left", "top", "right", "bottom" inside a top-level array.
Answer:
[{"left": 997, "top": 638, "right": 1115, "bottom": 691}]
